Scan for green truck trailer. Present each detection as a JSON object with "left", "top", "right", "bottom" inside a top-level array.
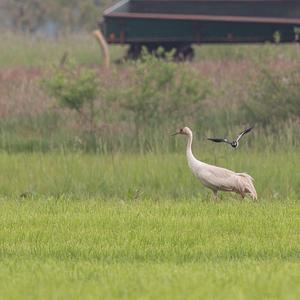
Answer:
[{"left": 100, "top": 0, "right": 300, "bottom": 59}]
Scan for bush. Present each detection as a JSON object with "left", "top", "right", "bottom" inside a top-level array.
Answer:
[
  {"left": 243, "top": 63, "right": 300, "bottom": 126},
  {"left": 43, "top": 61, "right": 101, "bottom": 147},
  {"left": 122, "top": 49, "right": 210, "bottom": 135}
]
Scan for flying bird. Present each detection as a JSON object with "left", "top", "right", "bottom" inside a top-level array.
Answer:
[
  {"left": 207, "top": 126, "right": 254, "bottom": 149},
  {"left": 172, "top": 127, "right": 257, "bottom": 200}
]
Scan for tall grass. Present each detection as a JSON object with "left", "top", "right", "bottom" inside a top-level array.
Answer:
[
  {"left": 195, "top": 43, "right": 300, "bottom": 61},
  {"left": 0, "top": 32, "right": 299, "bottom": 153},
  {"left": 1, "top": 32, "right": 300, "bottom": 67},
  {"left": 0, "top": 151, "right": 298, "bottom": 200}
]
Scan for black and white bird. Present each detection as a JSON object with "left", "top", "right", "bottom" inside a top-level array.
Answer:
[{"left": 207, "top": 126, "right": 254, "bottom": 149}]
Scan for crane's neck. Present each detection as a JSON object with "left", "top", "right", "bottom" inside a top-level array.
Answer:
[{"left": 186, "top": 131, "right": 197, "bottom": 163}]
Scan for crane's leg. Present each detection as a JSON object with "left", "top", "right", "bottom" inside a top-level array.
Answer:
[{"left": 212, "top": 190, "right": 219, "bottom": 201}]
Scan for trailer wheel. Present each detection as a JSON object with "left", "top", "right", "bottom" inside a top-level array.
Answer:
[
  {"left": 174, "top": 44, "right": 195, "bottom": 61},
  {"left": 126, "top": 44, "right": 143, "bottom": 60},
  {"left": 126, "top": 43, "right": 194, "bottom": 61}
]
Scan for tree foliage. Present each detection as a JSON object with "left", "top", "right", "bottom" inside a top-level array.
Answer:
[{"left": 1, "top": 0, "right": 115, "bottom": 33}]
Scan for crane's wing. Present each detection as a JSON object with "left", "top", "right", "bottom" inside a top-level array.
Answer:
[
  {"left": 207, "top": 138, "right": 230, "bottom": 144},
  {"left": 236, "top": 126, "right": 254, "bottom": 142},
  {"left": 199, "top": 164, "right": 237, "bottom": 191}
]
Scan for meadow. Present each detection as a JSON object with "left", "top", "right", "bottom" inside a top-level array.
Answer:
[
  {"left": 0, "top": 150, "right": 298, "bottom": 299},
  {"left": 0, "top": 32, "right": 299, "bottom": 299},
  {"left": 0, "top": 198, "right": 299, "bottom": 300}
]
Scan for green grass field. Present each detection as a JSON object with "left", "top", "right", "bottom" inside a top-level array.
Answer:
[
  {"left": 0, "top": 152, "right": 299, "bottom": 299},
  {"left": 0, "top": 31, "right": 299, "bottom": 299},
  {"left": 0, "top": 199, "right": 299, "bottom": 300}
]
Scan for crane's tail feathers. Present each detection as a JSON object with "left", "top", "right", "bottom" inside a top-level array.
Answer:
[{"left": 236, "top": 173, "right": 257, "bottom": 200}]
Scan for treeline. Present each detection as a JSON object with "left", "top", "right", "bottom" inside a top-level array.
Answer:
[{"left": 0, "top": 0, "right": 115, "bottom": 33}]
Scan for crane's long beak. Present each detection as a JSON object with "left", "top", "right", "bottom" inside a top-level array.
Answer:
[{"left": 171, "top": 132, "right": 180, "bottom": 136}]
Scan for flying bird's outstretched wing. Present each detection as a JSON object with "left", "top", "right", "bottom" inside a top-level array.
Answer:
[
  {"left": 207, "top": 138, "right": 230, "bottom": 144},
  {"left": 236, "top": 126, "right": 254, "bottom": 142}
]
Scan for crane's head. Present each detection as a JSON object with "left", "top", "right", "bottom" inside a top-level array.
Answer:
[{"left": 171, "top": 127, "right": 191, "bottom": 136}]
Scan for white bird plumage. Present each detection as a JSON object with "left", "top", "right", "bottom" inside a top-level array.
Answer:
[{"left": 173, "top": 127, "right": 257, "bottom": 200}]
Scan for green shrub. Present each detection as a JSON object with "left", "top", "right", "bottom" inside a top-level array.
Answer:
[
  {"left": 122, "top": 49, "right": 210, "bottom": 135},
  {"left": 43, "top": 61, "right": 101, "bottom": 148},
  {"left": 44, "top": 61, "right": 99, "bottom": 111},
  {"left": 243, "top": 64, "right": 300, "bottom": 126}
]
